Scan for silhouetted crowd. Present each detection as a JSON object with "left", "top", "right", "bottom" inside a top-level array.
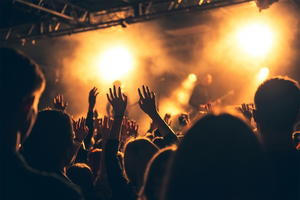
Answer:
[{"left": 0, "top": 48, "right": 299, "bottom": 200}]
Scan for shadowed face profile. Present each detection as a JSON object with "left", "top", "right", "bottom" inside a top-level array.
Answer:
[{"left": 0, "top": 48, "right": 45, "bottom": 149}]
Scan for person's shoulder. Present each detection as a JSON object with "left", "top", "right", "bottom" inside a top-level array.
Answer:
[
  {"left": 1, "top": 150, "right": 84, "bottom": 200},
  {"left": 27, "top": 167, "right": 85, "bottom": 199}
]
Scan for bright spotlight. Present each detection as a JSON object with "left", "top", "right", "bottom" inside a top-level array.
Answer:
[
  {"left": 257, "top": 67, "right": 269, "bottom": 82},
  {"left": 237, "top": 24, "right": 273, "bottom": 57},
  {"left": 98, "top": 46, "right": 133, "bottom": 81},
  {"left": 188, "top": 74, "right": 197, "bottom": 82}
]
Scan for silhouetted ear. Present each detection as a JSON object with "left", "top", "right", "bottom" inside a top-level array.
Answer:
[{"left": 253, "top": 109, "right": 258, "bottom": 123}]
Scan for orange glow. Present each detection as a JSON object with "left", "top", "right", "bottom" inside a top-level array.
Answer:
[
  {"left": 97, "top": 46, "right": 134, "bottom": 81},
  {"left": 237, "top": 24, "right": 273, "bottom": 57},
  {"left": 257, "top": 67, "right": 269, "bottom": 83},
  {"left": 188, "top": 74, "right": 197, "bottom": 82},
  {"left": 182, "top": 80, "right": 194, "bottom": 89},
  {"left": 177, "top": 90, "right": 189, "bottom": 104},
  {"left": 159, "top": 100, "right": 182, "bottom": 116}
]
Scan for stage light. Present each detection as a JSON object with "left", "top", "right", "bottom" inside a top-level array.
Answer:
[
  {"left": 237, "top": 24, "right": 273, "bottom": 57},
  {"left": 257, "top": 67, "right": 269, "bottom": 82},
  {"left": 188, "top": 74, "right": 197, "bottom": 82},
  {"left": 98, "top": 46, "right": 133, "bottom": 81},
  {"left": 177, "top": 90, "right": 189, "bottom": 104},
  {"left": 182, "top": 80, "right": 193, "bottom": 89}
]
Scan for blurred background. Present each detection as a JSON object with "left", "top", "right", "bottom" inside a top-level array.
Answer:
[{"left": 1, "top": 0, "right": 300, "bottom": 133}]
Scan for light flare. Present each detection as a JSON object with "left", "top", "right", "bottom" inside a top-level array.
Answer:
[
  {"left": 237, "top": 24, "right": 273, "bottom": 57},
  {"left": 257, "top": 67, "right": 269, "bottom": 83},
  {"left": 188, "top": 74, "right": 197, "bottom": 82},
  {"left": 97, "top": 46, "right": 134, "bottom": 81}
]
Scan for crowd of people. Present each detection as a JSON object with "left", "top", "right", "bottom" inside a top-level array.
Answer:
[{"left": 0, "top": 47, "right": 299, "bottom": 200}]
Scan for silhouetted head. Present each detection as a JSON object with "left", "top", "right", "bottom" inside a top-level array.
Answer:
[
  {"left": 87, "top": 148, "right": 124, "bottom": 179},
  {"left": 22, "top": 110, "right": 75, "bottom": 172},
  {"left": 254, "top": 76, "right": 300, "bottom": 132},
  {"left": 164, "top": 114, "right": 272, "bottom": 200},
  {"left": 87, "top": 148, "right": 102, "bottom": 179},
  {"left": 140, "top": 146, "right": 176, "bottom": 200},
  {"left": 201, "top": 74, "right": 212, "bottom": 86},
  {"left": 124, "top": 138, "right": 159, "bottom": 187},
  {"left": 66, "top": 163, "right": 94, "bottom": 193},
  {"left": 0, "top": 48, "right": 45, "bottom": 149}
]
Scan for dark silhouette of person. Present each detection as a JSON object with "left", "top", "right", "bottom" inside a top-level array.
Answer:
[{"left": 0, "top": 48, "right": 84, "bottom": 200}]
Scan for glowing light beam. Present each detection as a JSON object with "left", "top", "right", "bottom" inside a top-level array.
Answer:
[{"left": 237, "top": 24, "right": 273, "bottom": 57}]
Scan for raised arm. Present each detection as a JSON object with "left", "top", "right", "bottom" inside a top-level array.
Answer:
[
  {"left": 71, "top": 117, "right": 89, "bottom": 165},
  {"left": 138, "top": 85, "right": 178, "bottom": 145},
  {"left": 97, "top": 116, "right": 112, "bottom": 177},
  {"left": 107, "top": 86, "right": 127, "bottom": 140},
  {"left": 85, "top": 87, "right": 99, "bottom": 149},
  {"left": 105, "top": 86, "right": 130, "bottom": 200}
]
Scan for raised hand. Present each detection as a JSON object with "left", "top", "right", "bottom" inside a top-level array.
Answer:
[
  {"left": 138, "top": 85, "right": 157, "bottom": 117},
  {"left": 138, "top": 85, "right": 176, "bottom": 140},
  {"left": 89, "top": 87, "right": 99, "bottom": 110},
  {"left": 121, "top": 117, "right": 130, "bottom": 140},
  {"left": 107, "top": 86, "right": 127, "bottom": 117},
  {"left": 97, "top": 116, "right": 113, "bottom": 140},
  {"left": 239, "top": 103, "right": 253, "bottom": 122},
  {"left": 179, "top": 113, "right": 190, "bottom": 126},
  {"left": 74, "top": 117, "right": 89, "bottom": 141},
  {"left": 128, "top": 120, "right": 139, "bottom": 138},
  {"left": 94, "top": 109, "right": 99, "bottom": 119},
  {"left": 205, "top": 103, "right": 214, "bottom": 113},
  {"left": 53, "top": 94, "right": 68, "bottom": 111},
  {"left": 164, "top": 113, "right": 172, "bottom": 126}
]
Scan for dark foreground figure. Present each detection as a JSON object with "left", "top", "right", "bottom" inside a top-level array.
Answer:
[{"left": 0, "top": 48, "right": 84, "bottom": 200}]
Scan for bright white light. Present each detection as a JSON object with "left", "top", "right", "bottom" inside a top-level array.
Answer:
[
  {"left": 188, "top": 74, "right": 197, "bottom": 82},
  {"left": 98, "top": 46, "right": 133, "bottom": 81},
  {"left": 237, "top": 24, "right": 273, "bottom": 57},
  {"left": 257, "top": 67, "right": 269, "bottom": 82}
]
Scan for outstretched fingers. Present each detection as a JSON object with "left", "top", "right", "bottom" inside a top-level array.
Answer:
[
  {"left": 138, "top": 88, "right": 144, "bottom": 100},
  {"left": 143, "top": 85, "right": 150, "bottom": 98},
  {"left": 113, "top": 85, "right": 118, "bottom": 98},
  {"left": 118, "top": 87, "right": 122, "bottom": 99}
]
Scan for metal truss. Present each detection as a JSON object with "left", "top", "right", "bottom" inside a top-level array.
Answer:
[{"left": 1, "top": 0, "right": 253, "bottom": 45}]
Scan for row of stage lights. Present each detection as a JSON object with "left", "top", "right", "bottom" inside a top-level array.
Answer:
[{"left": 96, "top": 23, "right": 273, "bottom": 84}]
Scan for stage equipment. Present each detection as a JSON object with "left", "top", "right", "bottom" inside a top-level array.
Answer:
[{"left": 2, "top": 0, "right": 272, "bottom": 45}]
